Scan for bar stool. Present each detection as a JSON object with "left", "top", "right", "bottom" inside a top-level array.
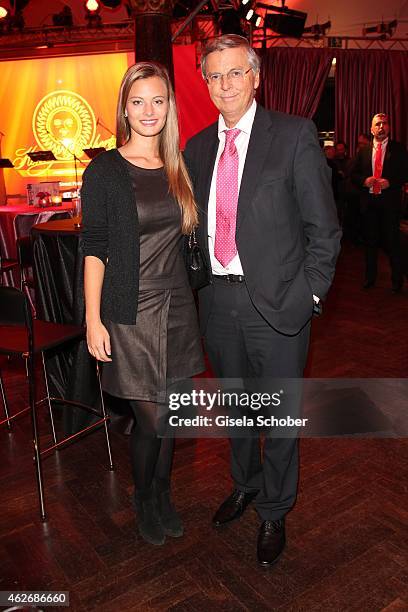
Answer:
[
  {"left": 0, "top": 252, "right": 19, "bottom": 286},
  {"left": 16, "top": 236, "right": 36, "bottom": 315},
  {"left": 0, "top": 286, "right": 114, "bottom": 520}
]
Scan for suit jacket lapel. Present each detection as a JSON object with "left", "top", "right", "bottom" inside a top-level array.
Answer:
[
  {"left": 366, "top": 144, "right": 373, "bottom": 175},
  {"left": 236, "top": 106, "right": 275, "bottom": 233},
  {"left": 383, "top": 140, "right": 392, "bottom": 174},
  {"left": 198, "top": 124, "right": 218, "bottom": 248}
]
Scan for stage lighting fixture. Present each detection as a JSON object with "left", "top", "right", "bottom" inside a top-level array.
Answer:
[
  {"left": 219, "top": 8, "right": 246, "bottom": 36},
  {"left": 239, "top": 0, "right": 253, "bottom": 11},
  {"left": 10, "top": 0, "right": 30, "bottom": 11},
  {"left": 0, "top": 1, "right": 28, "bottom": 29},
  {"left": 328, "top": 37, "right": 342, "bottom": 48},
  {"left": 173, "top": 1, "right": 213, "bottom": 19},
  {"left": 237, "top": 0, "right": 256, "bottom": 20},
  {"left": 264, "top": 7, "right": 307, "bottom": 38},
  {"left": 85, "top": 0, "right": 100, "bottom": 11},
  {"left": 85, "top": 0, "right": 102, "bottom": 26},
  {"left": 9, "top": 9, "right": 24, "bottom": 31},
  {"left": 303, "top": 20, "right": 331, "bottom": 37},
  {"left": 247, "top": 12, "right": 262, "bottom": 27},
  {"left": 362, "top": 19, "right": 397, "bottom": 37},
  {"left": 52, "top": 6, "right": 74, "bottom": 27},
  {"left": 245, "top": 9, "right": 262, "bottom": 27}
]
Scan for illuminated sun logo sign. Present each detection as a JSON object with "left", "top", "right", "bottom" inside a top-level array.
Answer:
[{"left": 33, "top": 90, "right": 96, "bottom": 160}]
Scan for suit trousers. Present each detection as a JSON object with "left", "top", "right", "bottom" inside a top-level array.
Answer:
[
  {"left": 203, "top": 276, "right": 311, "bottom": 520},
  {"left": 362, "top": 196, "right": 402, "bottom": 286}
]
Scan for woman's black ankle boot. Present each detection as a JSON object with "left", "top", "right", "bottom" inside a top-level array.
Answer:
[
  {"left": 154, "top": 480, "right": 184, "bottom": 538},
  {"left": 134, "top": 489, "right": 166, "bottom": 546}
]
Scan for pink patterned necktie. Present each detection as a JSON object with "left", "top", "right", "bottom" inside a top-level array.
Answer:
[{"left": 214, "top": 128, "right": 241, "bottom": 267}]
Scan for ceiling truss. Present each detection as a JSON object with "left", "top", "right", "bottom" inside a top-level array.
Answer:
[{"left": 0, "top": 15, "right": 407, "bottom": 61}]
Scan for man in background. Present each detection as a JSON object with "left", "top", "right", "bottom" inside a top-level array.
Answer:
[{"left": 351, "top": 113, "right": 408, "bottom": 292}]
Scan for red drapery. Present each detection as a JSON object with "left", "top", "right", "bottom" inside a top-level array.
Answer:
[
  {"left": 388, "top": 51, "right": 408, "bottom": 152},
  {"left": 258, "top": 47, "right": 333, "bottom": 118}
]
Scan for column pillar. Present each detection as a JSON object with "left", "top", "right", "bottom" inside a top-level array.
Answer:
[{"left": 129, "top": 0, "right": 174, "bottom": 84}]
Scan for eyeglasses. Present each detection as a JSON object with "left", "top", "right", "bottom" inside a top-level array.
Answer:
[{"left": 205, "top": 67, "right": 252, "bottom": 85}]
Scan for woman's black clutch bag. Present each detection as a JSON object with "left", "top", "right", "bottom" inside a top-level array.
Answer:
[{"left": 184, "top": 228, "right": 211, "bottom": 290}]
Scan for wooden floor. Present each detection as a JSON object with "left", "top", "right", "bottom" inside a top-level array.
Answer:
[{"left": 1, "top": 241, "right": 407, "bottom": 612}]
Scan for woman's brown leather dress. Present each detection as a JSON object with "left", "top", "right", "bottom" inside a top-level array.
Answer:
[{"left": 102, "top": 160, "right": 204, "bottom": 403}]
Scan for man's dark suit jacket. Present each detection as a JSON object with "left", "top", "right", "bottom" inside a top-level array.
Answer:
[
  {"left": 350, "top": 140, "right": 408, "bottom": 211},
  {"left": 184, "top": 105, "right": 341, "bottom": 337}
]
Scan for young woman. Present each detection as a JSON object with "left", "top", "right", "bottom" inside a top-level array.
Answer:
[{"left": 81, "top": 62, "right": 204, "bottom": 546}]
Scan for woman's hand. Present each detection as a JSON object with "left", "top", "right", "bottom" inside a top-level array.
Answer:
[{"left": 86, "top": 320, "right": 112, "bottom": 362}]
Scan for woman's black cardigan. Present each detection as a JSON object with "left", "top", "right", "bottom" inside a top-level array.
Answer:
[{"left": 81, "top": 148, "right": 140, "bottom": 324}]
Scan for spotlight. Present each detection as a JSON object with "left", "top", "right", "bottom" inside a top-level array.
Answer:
[
  {"left": 10, "top": 9, "right": 25, "bottom": 32},
  {"left": 219, "top": 8, "right": 246, "bottom": 36},
  {"left": 362, "top": 19, "right": 397, "bottom": 37},
  {"left": 245, "top": 10, "right": 262, "bottom": 28},
  {"left": 85, "top": 0, "right": 102, "bottom": 27},
  {"left": 238, "top": 0, "right": 253, "bottom": 12},
  {"left": 85, "top": 0, "right": 100, "bottom": 13},
  {"left": 52, "top": 5, "right": 73, "bottom": 27},
  {"left": 0, "top": 0, "right": 28, "bottom": 31},
  {"left": 236, "top": 0, "right": 257, "bottom": 22},
  {"left": 10, "top": 0, "right": 30, "bottom": 11},
  {"left": 303, "top": 20, "right": 331, "bottom": 37},
  {"left": 264, "top": 8, "right": 307, "bottom": 38},
  {"left": 85, "top": 0, "right": 100, "bottom": 11}
]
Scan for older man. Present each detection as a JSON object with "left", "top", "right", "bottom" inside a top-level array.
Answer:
[
  {"left": 351, "top": 113, "right": 408, "bottom": 292},
  {"left": 184, "top": 35, "right": 340, "bottom": 566}
]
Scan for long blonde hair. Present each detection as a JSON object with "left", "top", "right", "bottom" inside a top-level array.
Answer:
[{"left": 116, "top": 62, "right": 198, "bottom": 234}]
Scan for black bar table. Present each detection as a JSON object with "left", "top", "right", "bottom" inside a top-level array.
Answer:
[{"left": 31, "top": 217, "right": 98, "bottom": 433}]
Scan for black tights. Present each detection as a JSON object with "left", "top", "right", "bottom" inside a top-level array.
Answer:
[{"left": 129, "top": 400, "right": 174, "bottom": 496}]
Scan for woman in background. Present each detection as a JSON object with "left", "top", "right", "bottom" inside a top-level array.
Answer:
[{"left": 81, "top": 62, "right": 204, "bottom": 546}]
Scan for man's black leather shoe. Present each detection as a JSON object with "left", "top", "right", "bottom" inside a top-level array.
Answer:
[
  {"left": 363, "top": 280, "right": 375, "bottom": 289},
  {"left": 212, "top": 489, "right": 258, "bottom": 527},
  {"left": 257, "top": 519, "right": 286, "bottom": 567},
  {"left": 392, "top": 283, "right": 403, "bottom": 294}
]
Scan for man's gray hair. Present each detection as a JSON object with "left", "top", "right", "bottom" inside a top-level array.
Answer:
[
  {"left": 372, "top": 113, "right": 389, "bottom": 121},
  {"left": 201, "top": 34, "right": 261, "bottom": 78}
]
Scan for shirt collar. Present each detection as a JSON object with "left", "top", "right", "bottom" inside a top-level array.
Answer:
[
  {"left": 218, "top": 99, "right": 257, "bottom": 138},
  {"left": 374, "top": 137, "right": 389, "bottom": 149}
]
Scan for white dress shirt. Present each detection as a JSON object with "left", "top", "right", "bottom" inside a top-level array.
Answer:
[
  {"left": 208, "top": 99, "right": 257, "bottom": 276},
  {"left": 207, "top": 101, "right": 320, "bottom": 304}
]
